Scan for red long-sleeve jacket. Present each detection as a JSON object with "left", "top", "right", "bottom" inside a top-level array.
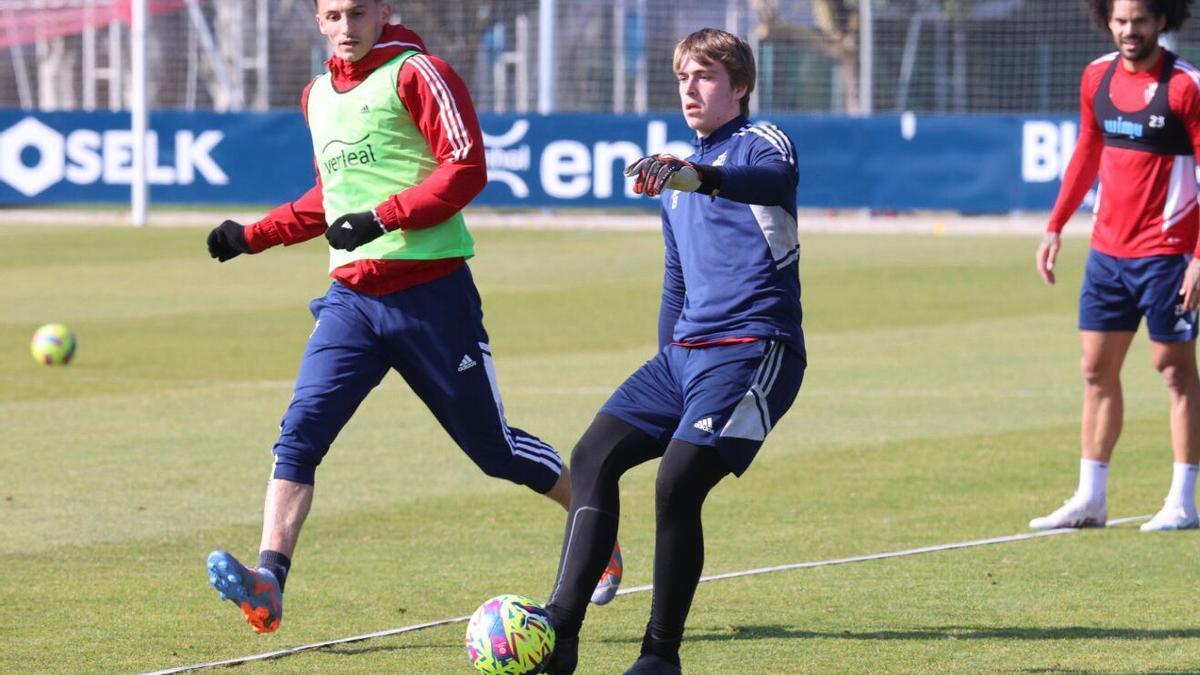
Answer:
[{"left": 243, "top": 24, "right": 487, "bottom": 295}]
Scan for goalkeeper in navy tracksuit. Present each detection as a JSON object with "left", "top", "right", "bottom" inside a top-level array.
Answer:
[{"left": 543, "top": 28, "right": 806, "bottom": 675}]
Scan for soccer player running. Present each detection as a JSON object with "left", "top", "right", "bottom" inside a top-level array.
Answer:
[
  {"left": 201, "top": 0, "right": 620, "bottom": 634},
  {"left": 540, "top": 28, "right": 805, "bottom": 675},
  {"left": 1032, "top": 0, "right": 1200, "bottom": 533}
]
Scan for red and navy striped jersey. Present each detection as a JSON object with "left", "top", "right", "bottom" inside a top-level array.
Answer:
[{"left": 1049, "top": 49, "right": 1200, "bottom": 258}]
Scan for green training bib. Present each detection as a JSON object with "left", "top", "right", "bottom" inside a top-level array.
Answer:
[{"left": 307, "top": 50, "right": 474, "bottom": 272}]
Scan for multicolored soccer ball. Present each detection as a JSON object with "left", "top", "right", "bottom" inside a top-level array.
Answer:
[
  {"left": 30, "top": 323, "right": 77, "bottom": 365},
  {"left": 465, "top": 594, "right": 556, "bottom": 675}
]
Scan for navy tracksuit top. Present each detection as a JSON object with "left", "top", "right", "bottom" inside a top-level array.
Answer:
[{"left": 658, "top": 115, "right": 805, "bottom": 359}]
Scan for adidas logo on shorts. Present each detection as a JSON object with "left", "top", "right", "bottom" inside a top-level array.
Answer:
[
  {"left": 457, "top": 354, "right": 478, "bottom": 372},
  {"left": 692, "top": 417, "right": 714, "bottom": 433}
]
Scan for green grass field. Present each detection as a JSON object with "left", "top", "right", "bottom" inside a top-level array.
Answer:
[{"left": 2, "top": 222, "right": 1197, "bottom": 674}]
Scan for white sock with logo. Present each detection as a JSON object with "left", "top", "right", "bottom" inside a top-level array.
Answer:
[
  {"left": 1076, "top": 459, "right": 1108, "bottom": 508},
  {"left": 1165, "top": 462, "right": 1198, "bottom": 512}
]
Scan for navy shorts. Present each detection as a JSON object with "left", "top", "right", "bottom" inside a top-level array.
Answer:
[
  {"left": 1079, "top": 249, "right": 1198, "bottom": 343},
  {"left": 600, "top": 340, "right": 805, "bottom": 477},
  {"left": 271, "top": 266, "right": 562, "bottom": 490}
]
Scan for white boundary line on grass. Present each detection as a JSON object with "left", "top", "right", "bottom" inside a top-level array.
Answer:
[
  {"left": 143, "top": 515, "right": 1150, "bottom": 675},
  {"left": 618, "top": 514, "right": 1149, "bottom": 594}
]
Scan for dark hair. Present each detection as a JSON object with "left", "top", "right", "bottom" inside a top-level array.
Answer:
[
  {"left": 314, "top": 0, "right": 384, "bottom": 7},
  {"left": 673, "top": 28, "right": 757, "bottom": 117},
  {"left": 1088, "top": 0, "right": 1194, "bottom": 32}
]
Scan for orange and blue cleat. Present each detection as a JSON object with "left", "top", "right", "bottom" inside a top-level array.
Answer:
[
  {"left": 206, "top": 550, "right": 283, "bottom": 634},
  {"left": 590, "top": 541, "right": 623, "bottom": 605}
]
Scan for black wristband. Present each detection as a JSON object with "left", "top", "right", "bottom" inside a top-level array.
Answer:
[{"left": 693, "top": 164, "right": 723, "bottom": 196}]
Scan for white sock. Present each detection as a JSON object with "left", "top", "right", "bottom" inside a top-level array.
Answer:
[
  {"left": 1076, "top": 459, "right": 1108, "bottom": 506},
  {"left": 1166, "top": 462, "right": 1198, "bottom": 511}
]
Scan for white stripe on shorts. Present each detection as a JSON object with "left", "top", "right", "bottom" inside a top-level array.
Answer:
[
  {"left": 720, "top": 341, "right": 782, "bottom": 442},
  {"left": 480, "top": 343, "right": 563, "bottom": 474}
]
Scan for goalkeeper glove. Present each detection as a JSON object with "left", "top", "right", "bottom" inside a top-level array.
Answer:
[
  {"left": 623, "top": 154, "right": 704, "bottom": 197},
  {"left": 325, "top": 209, "right": 389, "bottom": 252},
  {"left": 206, "top": 220, "right": 253, "bottom": 262}
]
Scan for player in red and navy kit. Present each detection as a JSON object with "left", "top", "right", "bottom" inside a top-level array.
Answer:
[
  {"left": 540, "top": 29, "right": 805, "bottom": 675},
  {"left": 200, "top": 0, "right": 620, "bottom": 635},
  {"left": 1032, "top": 0, "right": 1200, "bottom": 533}
]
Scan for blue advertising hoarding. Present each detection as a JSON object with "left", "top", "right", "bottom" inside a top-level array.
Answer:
[{"left": 0, "top": 109, "right": 1079, "bottom": 212}]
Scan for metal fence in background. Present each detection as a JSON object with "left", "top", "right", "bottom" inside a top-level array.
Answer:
[{"left": 0, "top": 0, "right": 1197, "bottom": 116}]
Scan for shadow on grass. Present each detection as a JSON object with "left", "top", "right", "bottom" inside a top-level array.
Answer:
[
  {"left": 629, "top": 626, "right": 1200, "bottom": 674},
  {"left": 614, "top": 624, "right": 1200, "bottom": 643}
]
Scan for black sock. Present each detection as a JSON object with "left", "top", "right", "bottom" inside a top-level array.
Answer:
[
  {"left": 258, "top": 550, "right": 291, "bottom": 592},
  {"left": 640, "top": 627, "right": 682, "bottom": 665}
]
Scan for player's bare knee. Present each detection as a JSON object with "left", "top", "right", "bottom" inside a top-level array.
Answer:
[
  {"left": 1079, "top": 355, "right": 1118, "bottom": 388},
  {"left": 1155, "top": 360, "right": 1199, "bottom": 394}
]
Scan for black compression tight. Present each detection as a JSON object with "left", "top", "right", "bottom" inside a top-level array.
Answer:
[{"left": 547, "top": 412, "right": 730, "bottom": 662}]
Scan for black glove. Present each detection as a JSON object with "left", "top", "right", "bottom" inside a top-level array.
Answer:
[
  {"left": 623, "top": 154, "right": 704, "bottom": 197},
  {"left": 325, "top": 209, "right": 388, "bottom": 252},
  {"left": 207, "top": 220, "right": 253, "bottom": 262}
]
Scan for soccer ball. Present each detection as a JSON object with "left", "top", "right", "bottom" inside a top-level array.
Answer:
[
  {"left": 465, "top": 594, "right": 556, "bottom": 675},
  {"left": 30, "top": 323, "right": 77, "bottom": 365}
]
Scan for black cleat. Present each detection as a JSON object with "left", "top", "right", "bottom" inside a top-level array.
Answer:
[{"left": 623, "top": 654, "right": 683, "bottom": 675}]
